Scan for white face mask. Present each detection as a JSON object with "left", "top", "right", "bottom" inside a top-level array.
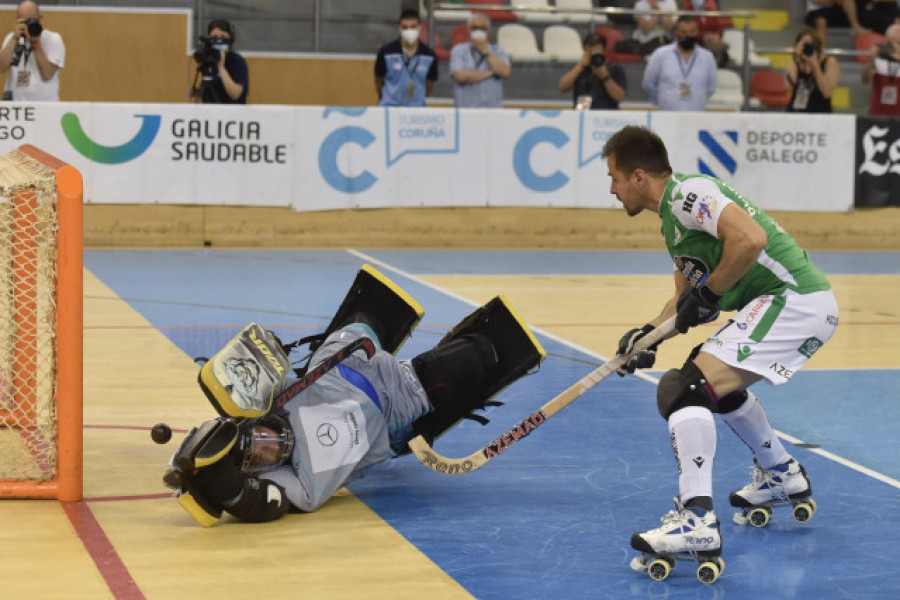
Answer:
[
  {"left": 470, "top": 30, "right": 488, "bottom": 42},
  {"left": 400, "top": 28, "right": 420, "bottom": 44}
]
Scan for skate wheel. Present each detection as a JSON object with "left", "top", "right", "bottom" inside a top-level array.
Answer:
[
  {"left": 648, "top": 558, "right": 671, "bottom": 581},
  {"left": 748, "top": 507, "right": 771, "bottom": 528},
  {"left": 697, "top": 560, "right": 721, "bottom": 584},
  {"left": 630, "top": 556, "right": 648, "bottom": 572},
  {"left": 733, "top": 512, "right": 749, "bottom": 526},
  {"left": 793, "top": 499, "right": 816, "bottom": 523}
]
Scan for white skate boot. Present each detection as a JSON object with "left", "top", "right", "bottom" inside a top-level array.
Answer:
[
  {"left": 729, "top": 458, "right": 816, "bottom": 527},
  {"left": 629, "top": 497, "right": 724, "bottom": 584}
]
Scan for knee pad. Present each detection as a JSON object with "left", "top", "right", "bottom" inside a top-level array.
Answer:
[
  {"left": 716, "top": 390, "right": 749, "bottom": 414},
  {"left": 656, "top": 361, "right": 716, "bottom": 420},
  {"left": 411, "top": 333, "right": 499, "bottom": 414}
]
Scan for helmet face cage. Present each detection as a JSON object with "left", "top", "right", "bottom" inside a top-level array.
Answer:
[{"left": 236, "top": 415, "right": 295, "bottom": 474}]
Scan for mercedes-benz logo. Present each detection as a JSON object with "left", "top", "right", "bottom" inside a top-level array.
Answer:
[{"left": 316, "top": 423, "right": 338, "bottom": 446}]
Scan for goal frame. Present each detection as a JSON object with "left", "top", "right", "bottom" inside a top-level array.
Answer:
[{"left": 0, "top": 144, "right": 83, "bottom": 501}]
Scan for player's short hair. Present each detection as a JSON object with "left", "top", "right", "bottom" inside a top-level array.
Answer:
[
  {"left": 469, "top": 12, "right": 491, "bottom": 28},
  {"left": 602, "top": 126, "right": 673, "bottom": 177},
  {"left": 400, "top": 9, "right": 420, "bottom": 23}
]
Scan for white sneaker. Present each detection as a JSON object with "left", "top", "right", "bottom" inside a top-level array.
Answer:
[
  {"left": 729, "top": 459, "right": 811, "bottom": 508},
  {"left": 630, "top": 497, "right": 721, "bottom": 557}
]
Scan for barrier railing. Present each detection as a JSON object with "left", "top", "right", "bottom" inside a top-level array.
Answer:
[{"left": 425, "top": 1, "right": 759, "bottom": 110}]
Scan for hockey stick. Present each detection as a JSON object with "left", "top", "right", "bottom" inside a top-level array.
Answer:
[{"left": 408, "top": 316, "right": 676, "bottom": 475}]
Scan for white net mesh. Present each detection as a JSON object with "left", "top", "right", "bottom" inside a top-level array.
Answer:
[{"left": 0, "top": 150, "right": 58, "bottom": 482}]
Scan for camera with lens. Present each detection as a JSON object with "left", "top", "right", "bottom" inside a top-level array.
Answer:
[
  {"left": 590, "top": 52, "right": 606, "bottom": 68},
  {"left": 24, "top": 17, "right": 42, "bottom": 38},
  {"left": 193, "top": 36, "right": 228, "bottom": 78},
  {"left": 802, "top": 41, "right": 816, "bottom": 57}
]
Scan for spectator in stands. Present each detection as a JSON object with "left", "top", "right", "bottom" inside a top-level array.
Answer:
[
  {"left": 861, "top": 23, "right": 900, "bottom": 114},
  {"left": 192, "top": 19, "right": 248, "bottom": 104},
  {"left": 633, "top": 0, "right": 679, "bottom": 56},
  {"left": 374, "top": 9, "right": 438, "bottom": 106},
  {"left": 449, "top": 13, "right": 511, "bottom": 108},
  {"left": 642, "top": 15, "right": 718, "bottom": 110},
  {"left": 857, "top": 0, "right": 900, "bottom": 35},
  {"left": 785, "top": 27, "right": 839, "bottom": 113},
  {"left": 0, "top": 1, "right": 64, "bottom": 101},
  {"left": 681, "top": 0, "right": 730, "bottom": 67},
  {"left": 804, "top": 1, "right": 866, "bottom": 43},
  {"left": 558, "top": 32, "right": 627, "bottom": 109}
]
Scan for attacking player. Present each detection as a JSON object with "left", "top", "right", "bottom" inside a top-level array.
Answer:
[
  {"left": 163, "top": 264, "right": 545, "bottom": 526},
  {"left": 602, "top": 126, "right": 838, "bottom": 583}
]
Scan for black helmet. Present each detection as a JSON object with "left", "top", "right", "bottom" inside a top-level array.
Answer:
[{"left": 235, "top": 414, "right": 295, "bottom": 474}]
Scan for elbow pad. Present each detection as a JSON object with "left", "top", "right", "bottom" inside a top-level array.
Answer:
[{"left": 225, "top": 478, "right": 291, "bottom": 523}]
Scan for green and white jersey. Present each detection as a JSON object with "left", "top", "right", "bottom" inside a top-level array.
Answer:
[{"left": 659, "top": 173, "right": 831, "bottom": 311}]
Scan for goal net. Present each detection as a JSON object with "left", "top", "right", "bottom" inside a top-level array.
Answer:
[{"left": 0, "top": 145, "right": 82, "bottom": 501}]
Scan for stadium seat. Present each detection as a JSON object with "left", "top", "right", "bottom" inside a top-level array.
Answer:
[
  {"left": 514, "top": 0, "right": 564, "bottom": 23},
  {"left": 451, "top": 23, "right": 471, "bottom": 48},
  {"left": 722, "top": 29, "right": 771, "bottom": 67},
  {"left": 469, "top": 0, "right": 518, "bottom": 23},
  {"left": 595, "top": 25, "right": 642, "bottom": 64},
  {"left": 420, "top": 23, "right": 451, "bottom": 61},
  {"left": 750, "top": 68, "right": 790, "bottom": 108},
  {"left": 497, "top": 23, "right": 550, "bottom": 60},
  {"left": 708, "top": 69, "right": 760, "bottom": 108},
  {"left": 556, "top": 0, "right": 608, "bottom": 25},
  {"left": 543, "top": 24, "right": 584, "bottom": 61},
  {"left": 855, "top": 32, "right": 886, "bottom": 64}
]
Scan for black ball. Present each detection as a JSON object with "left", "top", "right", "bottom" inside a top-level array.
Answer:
[{"left": 151, "top": 423, "right": 172, "bottom": 444}]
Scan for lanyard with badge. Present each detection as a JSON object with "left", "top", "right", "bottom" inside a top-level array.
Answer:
[
  {"left": 403, "top": 53, "right": 420, "bottom": 102},
  {"left": 676, "top": 48, "right": 697, "bottom": 100}
]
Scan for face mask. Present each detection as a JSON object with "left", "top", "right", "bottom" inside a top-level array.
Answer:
[
  {"left": 678, "top": 36, "right": 698, "bottom": 51},
  {"left": 470, "top": 29, "right": 488, "bottom": 42},
  {"left": 209, "top": 37, "right": 231, "bottom": 52},
  {"left": 400, "top": 28, "right": 420, "bottom": 44}
]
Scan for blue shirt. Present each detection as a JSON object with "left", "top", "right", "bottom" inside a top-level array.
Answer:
[
  {"left": 375, "top": 40, "right": 438, "bottom": 107},
  {"left": 449, "top": 41, "right": 509, "bottom": 108},
  {"left": 642, "top": 43, "right": 718, "bottom": 111}
]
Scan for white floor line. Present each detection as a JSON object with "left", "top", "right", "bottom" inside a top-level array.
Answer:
[{"left": 348, "top": 249, "right": 900, "bottom": 491}]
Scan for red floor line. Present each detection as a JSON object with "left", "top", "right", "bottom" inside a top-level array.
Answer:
[
  {"left": 62, "top": 501, "right": 145, "bottom": 600},
  {"left": 86, "top": 493, "right": 172, "bottom": 502}
]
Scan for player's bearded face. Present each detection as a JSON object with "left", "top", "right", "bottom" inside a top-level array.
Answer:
[{"left": 607, "top": 157, "right": 642, "bottom": 216}]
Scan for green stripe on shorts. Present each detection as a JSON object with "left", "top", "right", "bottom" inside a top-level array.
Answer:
[{"left": 750, "top": 293, "right": 786, "bottom": 342}]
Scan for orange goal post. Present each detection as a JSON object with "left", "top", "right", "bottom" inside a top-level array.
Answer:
[{"left": 0, "top": 144, "right": 82, "bottom": 501}]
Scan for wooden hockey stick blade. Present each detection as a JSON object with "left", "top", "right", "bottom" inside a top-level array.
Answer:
[{"left": 408, "top": 316, "right": 676, "bottom": 475}]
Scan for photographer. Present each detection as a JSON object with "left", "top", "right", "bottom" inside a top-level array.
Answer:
[
  {"left": 192, "top": 19, "right": 248, "bottom": 104},
  {"left": 862, "top": 24, "right": 900, "bottom": 115},
  {"left": 558, "top": 32, "right": 627, "bottom": 110},
  {"left": 785, "top": 28, "right": 839, "bottom": 113},
  {"left": 0, "top": 1, "right": 65, "bottom": 101}
]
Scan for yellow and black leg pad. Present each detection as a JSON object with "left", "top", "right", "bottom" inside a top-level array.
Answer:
[
  {"left": 316, "top": 264, "right": 425, "bottom": 355},
  {"left": 409, "top": 295, "right": 546, "bottom": 447}
]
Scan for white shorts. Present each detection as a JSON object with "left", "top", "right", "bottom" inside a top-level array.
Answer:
[{"left": 700, "top": 289, "right": 839, "bottom": 385}]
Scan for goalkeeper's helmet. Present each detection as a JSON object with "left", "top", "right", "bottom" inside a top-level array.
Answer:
[{"left": 236, "top": 414, "right": 295, "bottom": 474}]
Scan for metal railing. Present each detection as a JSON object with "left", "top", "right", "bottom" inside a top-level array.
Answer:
[{"left": 426, "top": 1, "right": 759, "bottom": 110}]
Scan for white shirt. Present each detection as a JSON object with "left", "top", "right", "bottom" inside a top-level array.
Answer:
[
  {"left": 633, "top": 0, "right": 678, "bottom": 45},
  {"left": 2, "top": 29, "right": 65, "bottom": 101}
]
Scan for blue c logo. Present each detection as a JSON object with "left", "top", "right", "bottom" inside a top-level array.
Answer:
[
  {"left": 61, "top": 113, "right": 160, "bottom": 164},
  {"left": 512, "top": 126, "right": 570, "bottom": 192},
  {"left": 318, "top": 126, "right": 377, "bottom": 194}
]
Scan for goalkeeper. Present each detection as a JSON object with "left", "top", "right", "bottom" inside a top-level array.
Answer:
[{"left": 164, "top": 265, "right": 544, "bottom": 526}]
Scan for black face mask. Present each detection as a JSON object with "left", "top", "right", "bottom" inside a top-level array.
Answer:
[
  {"left": 590, "top": 52, "right": 606, "bottom": 68},
  {"left": 677, "top": 36, "right": 698, "bottom": 51}
]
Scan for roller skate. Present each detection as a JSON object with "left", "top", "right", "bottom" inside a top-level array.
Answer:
[
  {"left": 629, "top": 497, "right": 725, "bottom": 584},
  {"left": 730, "top": 458, "right": 817, "bottom": 527}
]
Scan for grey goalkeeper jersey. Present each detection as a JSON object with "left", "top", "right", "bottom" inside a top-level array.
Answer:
[
  {"left": 659, "top": 173, "right": 831, "bottom": 312},
  {"left": 261, "top": 324, "right": 430, "bottom": 512}
]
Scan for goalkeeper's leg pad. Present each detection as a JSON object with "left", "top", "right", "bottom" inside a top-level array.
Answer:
[
  {"left": 409, "top": 296, "right": 546, "bottom": 447},
  {"left": 315, "top": 264, "right": 425, "bottom": 355}
]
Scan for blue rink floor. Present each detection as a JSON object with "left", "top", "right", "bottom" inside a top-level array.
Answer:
[{"left": 85, "top": 249, "right": 900, "bottom": 600}]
